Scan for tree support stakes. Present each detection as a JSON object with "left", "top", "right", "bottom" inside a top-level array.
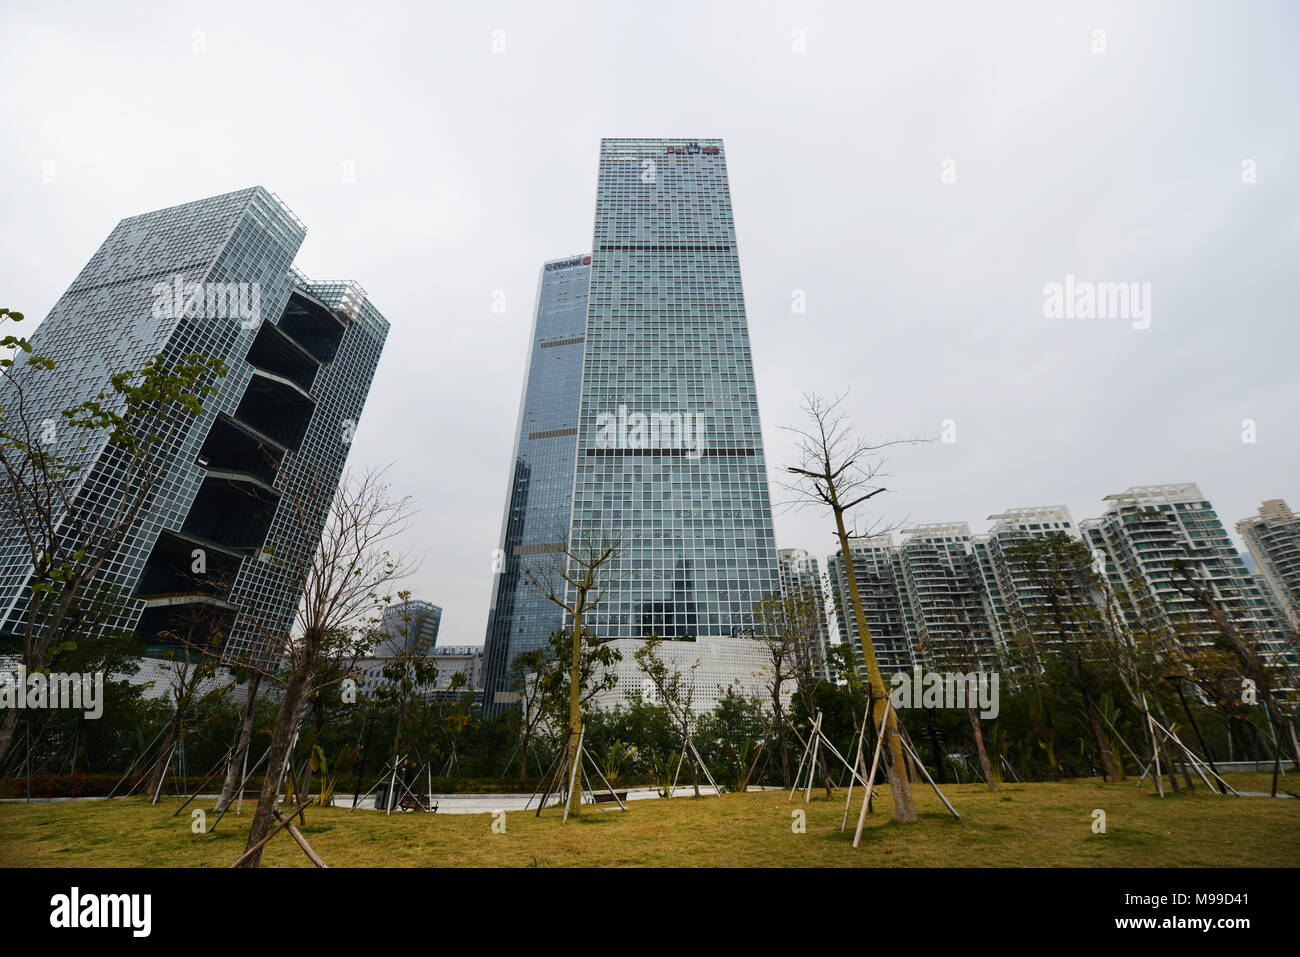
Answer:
[
  {"left": 108, "top": 724, "right": 169, "bottom": 799},
  {"left": 562, "top": 727, "right": 586, "bottom": 823},
  {"left": 897, "top": 729, "right": 960, "bottom": 821},
  {"left": 534, "top": 740, "right": 571, "bottom": 816},
  {"left": 852, "top": 701, "right": 891, "bottom": 848},
  {"left": 272, "top": 808, "right": 327, "bottom": 867},
  {"left": 842, "top": 704, "right": 871, "bottom": 832},
  {"left": 209, "top": 745, "right": 270, "bottom": 832},
  {"left": 228, "top": 798, "right": 315, "bottom": 868},
  {"left": 525, "top": 744, "right": 566, "bottom": 812}
]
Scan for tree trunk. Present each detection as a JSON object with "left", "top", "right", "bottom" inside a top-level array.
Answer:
[
  {"left": 925, "top": 718, "right": 947, "bottom": 784},
  {"left": 967, "top": 707, "right": 997, "bottom": 791},
  {"left": 145, "top": 715, "right": 181, "bottom": 799},
  {"left": 774, "top": 702, "right": 791, "bottom": 788},
  {"left": 236, "top": 664, "right": 310, "bottom": 868},
  {"left": 1081, "top": 686, "right": 1118, "bottom": 783},
  {"left": 565, "top": 612, "right": 583, "bottom": 818},
  {"left": 216, "top": 672, "right": 262, "bottom": 813},
  {"left": 1189, "top": 575, "right": 1300, "bottom": 769},
  {"left": 0, "top": 707, "right": 21, "bottom": 768},
  {"left": 832, "top": 514, "right": 916, "bottom": 823},
  {"left": 519, "top": 729, "right": 531, "bottom": 784},
  {"left": 818, "top": 749, "right": 834, "bottom": 798}
]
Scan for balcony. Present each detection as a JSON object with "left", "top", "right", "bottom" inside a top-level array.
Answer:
[
  {"left": 133, "top": 528, "right": 249, "bottom": 600},
  {"left": 280, "top": 288, "right": 347, "bottom": 363},
  {"left": 181, "top": 472, "right": 280, "bottom": 552},
  {"left": 198, "top": 413, "right": 284, "bottom": 485},
  {"left": 246, "top": 319, "right": 320, "bottom": 393},
  {"left": 232, "top": 367, "right": 316, "bottom": 452}
]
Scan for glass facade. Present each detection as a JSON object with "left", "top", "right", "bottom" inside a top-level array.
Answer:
[
  {"left": 571, "top": 138, "right": 780, "bottom": 642},
  {"left": 0, "top": 188, "right": 388, "bottom": 671},
  {"left": 481, "top": 255, "right": 591, "bottom": 713},
  {"left": 482, "top": 139, "right": 783, "bottom": 712},
  {"left": 376, "top": 599, "right": 443, "bottom": 657}
]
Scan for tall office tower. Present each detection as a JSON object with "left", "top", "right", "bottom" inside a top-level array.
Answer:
[
  {"left": 481, "top": 254, "right": 591, "bottom": 714},
  {"left": 0, "top": 188, "right": 388, "bottom": 669},
  {"left": 376, "top": 599, "right": 443, "bottom": 657},
  {"left": 827, "top": 536, "right": 915, "bottom": 678},
  {"left": 777, "top": 548, "right": 835, "bottom": 679},
  {"left": 482, "top": 139, "right": 782, "bottom": 713},
  {"left": 895, "top": 523, "right": 995, "bottom": 668},
  {"left": 974, "top": 506, "right": 1082, "bottom": 646},
  {"left": 569, "top": 140, "right": 780, "bottom": 642},
  {"left": 1237, "top": 500, "right": 1300, "bottom": 631},
  {"left": 1081, "top": 484, "right": 1287, "bottom": 657}
]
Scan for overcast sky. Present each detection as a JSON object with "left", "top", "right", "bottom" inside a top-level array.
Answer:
[{"left": 3, "top": 0, "right": 1297, "bottom": 646}]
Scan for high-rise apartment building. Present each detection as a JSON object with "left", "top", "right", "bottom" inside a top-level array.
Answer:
[
  {"left": 895, "top": 523, "right": 995, "bottom": 668},
  {"left": 481, "top": 254, "right": 590, "bottom": 714},
  {"left": 777, "top": 548, "right": 834, "bottom": 679},
  {"left": 974, "top": 506, "right": 1082, "bottom": 646},
  {"left": 1081, "top": 484, "right": 1285, "bottom": 656},
  {"left": 482, "top": 139, "right": 781, "bottom": 713},
  {"left": 1237, "top": 499, "right": 1300, "bottom": 631},
  {"left": 827, "top": 536, "right": 915, "bottom": 678},
  {"left": 0, "top": 188, "right": 388, "bottom": 669}
]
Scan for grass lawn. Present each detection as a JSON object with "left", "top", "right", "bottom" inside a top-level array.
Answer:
[{"left": 1, "top": 772, "right": 1296, "bottom": 868}]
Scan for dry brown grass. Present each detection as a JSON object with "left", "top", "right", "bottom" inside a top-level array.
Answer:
[{"left": 0, "top": 772, "right": 1295, "bottom": 867}]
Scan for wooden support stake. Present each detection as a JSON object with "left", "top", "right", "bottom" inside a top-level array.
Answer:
[
  {"left": 273, "top": 808, "right": 328, "bottom": 868},
  {"left": 853, "top": 702, "right": 891, "bottom": 849}
]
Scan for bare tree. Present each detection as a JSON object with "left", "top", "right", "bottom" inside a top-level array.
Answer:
[
  {"left": 753, "top": 592, "right": 833, "bottom": 795},
  {"left": 141, "top": 602, "right": 230, "bottom": 799},
  {"left": 214, "top": 670, "right": 261, "bottom": 813},
  {"left": 233, "top": 468, "right": 414, "bottom": 867},
  {"left": 633, "top": 636, "right": 704, "bottom": 797},
  {"left": 524, "top": 532, "right": 622, "bottom": 818},
  {"left": 781, "top": 392, "right": 917, "bottom": 823}
]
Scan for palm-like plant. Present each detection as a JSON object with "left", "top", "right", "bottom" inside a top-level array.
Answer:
[{"left": 601, "top": 740, "right": 637, "bottom": 785}]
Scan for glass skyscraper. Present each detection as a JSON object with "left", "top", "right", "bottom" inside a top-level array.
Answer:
[
  {"left": 574, "top": 138, "right": 779, "bottom": 641},
  {"left": 481, "top": 254, "right": 591, "bottom": 712},
  {"left": 376, "top": 599, "right": 444, "bottom": 657},
  {"left": 0, "top": 188, "right": 388, "bottom": 670},
  {"left": 482, "top": 138, "right": 781, "bottom": 712}
]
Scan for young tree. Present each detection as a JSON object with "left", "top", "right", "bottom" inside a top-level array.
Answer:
[
  {"left": 753, "top": 592, "right": 833, "bottom": 796},
  {"left": 753, "top": 598, "right": 798, "bottom": 787},
  {"left": 1172, "top": 559, "right": 1300, "bottom": 770},
  {"left": 525, "top": 533, "right": 622, "bottom": 818},
  {"left": 234, "top": 468, "right": 413, "bottom": 867},
  {"left": 633, "top": 636, "right": 708, "bottom": 797},
  {"left": 782, "top": 393, "right": 917, "bottom": 823},
  {"left": 141, "top": 601, "right": 230, "bottom": 799},
  {"left": 1005, "top": 533, "right": 1119, "bottom": 782},
  {"left": 929, "top": 618, "right": 998, "bottom": 791},
  {"left": 506, "top": 646, "right": 550, "bottom": 783}
]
